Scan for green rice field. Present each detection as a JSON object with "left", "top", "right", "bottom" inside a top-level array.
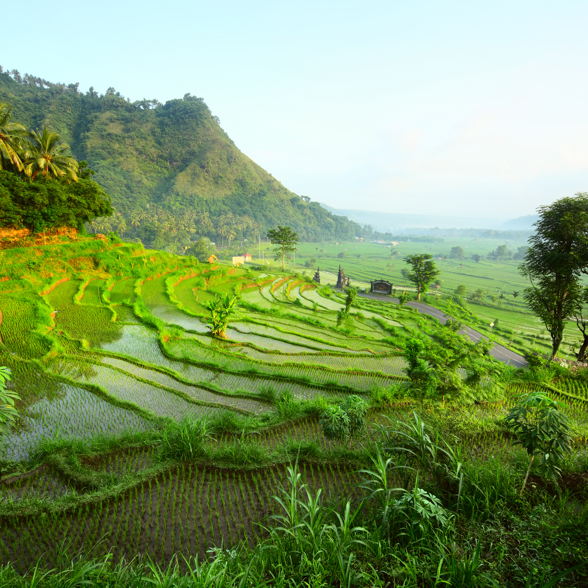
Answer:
[{"left": 0, "top": 236, "right": 587, "bottom": 585}]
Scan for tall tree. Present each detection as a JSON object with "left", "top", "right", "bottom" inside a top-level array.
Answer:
[
  {"left": 571, "top": 287, "right": 588, "bottom": 361},
  {"left": 267, "top": 225, "right": 298, "bottom": 271},
  {"left": 23, "top": 128, "right": 79, "bottom": 181},
  {"left": 404, "top": 254, "right": 440, "bottom": 300},
  {"left": 519, "top": 193, "right": 588, "bottom": 359},
  {"left": 0, "top": 103, "right": 26, "bottom": 172}
]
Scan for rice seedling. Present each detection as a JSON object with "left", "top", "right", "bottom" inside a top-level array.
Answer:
[
  {"left": 0, "top": 294, "right": 51, "bottom": 359},
  {"left": 2, "top": 383, "right": 155, "bottom": 461},
  {"left": 109, "top": 278, "right": 136, "bottom": 305}
]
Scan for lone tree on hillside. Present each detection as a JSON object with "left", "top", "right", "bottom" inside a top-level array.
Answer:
[
  {"left": 267, "top": 225, "right": 298, "bottom": 271},
  {"left": 404, "top": 254, "right": 440, "bottom": 300},
  {"left": 519, "top": 193, "right": 588, "bottom": 359}
]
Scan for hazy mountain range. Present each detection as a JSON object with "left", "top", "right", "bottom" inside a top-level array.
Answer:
[{"left": 320, "top": 205, "right": 538, "bottom": 233}]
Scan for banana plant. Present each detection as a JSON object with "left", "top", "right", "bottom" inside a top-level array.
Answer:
[
  {"left": 0, "top": 367, "right": 20, "bottom": 435},
  {"left": 205, "top": 294, "right": 238, "bottom": 338}
]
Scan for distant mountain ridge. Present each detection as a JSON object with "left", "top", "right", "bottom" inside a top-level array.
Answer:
[
  {"left": 501, "top": 215, "right": 539, "bottom": 230},
  {"left": 319, "top": 205, "right": 517, "bottom": 232},
  {"left": 0, "top": 67, "right": 361, "bottom": 244}
]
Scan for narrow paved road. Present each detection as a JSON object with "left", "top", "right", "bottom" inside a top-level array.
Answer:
[{"left": 359, "top": 293, "right": 528, "bottom": 368}]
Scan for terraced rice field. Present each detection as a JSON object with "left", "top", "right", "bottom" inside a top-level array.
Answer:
[
  {"left": 0, "top": 461, "right": 362, "bottom": 573},
  {"left": 0, "top": 465, "right": 76, "bottom": 502},
  {"left": 3, "top": 246, "right": 584, "bottom": 576},
  {"left": 3, "top": 383, "right": 154, "bottom": 461},
  {"left": 1, "top": 265, "right": 420, "bottom": 461}
]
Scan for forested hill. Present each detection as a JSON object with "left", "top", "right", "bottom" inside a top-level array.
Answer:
[{"left": 0, "top": 68, "right": 361, "bottom": 247}]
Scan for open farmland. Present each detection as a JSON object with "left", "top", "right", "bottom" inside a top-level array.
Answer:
[
  {"left": 0, "top": 236, "right": 587, "bottom": 586},
  {"left": 289, "top": 237, "right": 588, "bottom": 360}
]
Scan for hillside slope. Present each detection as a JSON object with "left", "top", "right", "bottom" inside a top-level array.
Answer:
[{"left": 0, "top": 68, "right": 360, "bottom": 244}]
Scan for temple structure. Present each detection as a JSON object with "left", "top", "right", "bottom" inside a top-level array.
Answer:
[
  {"left": 370, "top": 279, "right": 393, "bottom": 295},
  {"left": 336, "top": 266, "right": 346, "bottom": 288},
  {"left": 313, "top": 268, "right": 320, "bottom": 284}
]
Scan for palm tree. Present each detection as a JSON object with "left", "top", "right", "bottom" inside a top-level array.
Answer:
[
  {"left": 23, "top": 128, "right": 79, "bottom": 181},
  {"left": 199, "top": 213, "right": 214, "bottom": 234},
  {"left": 117, "top": 218, "right": 128, "bottom": 236},
  {"left": 0, "top": 103, "right": 26, "bottom": 172},
  {"left": 226, "top": 225, "right": 237, "bottom": 248},
  {"left": 130, "top": 210, "right": 144, "bottom": 229},
  {"left": 219, "top": 223, "right": 229, "bottom": 248}
]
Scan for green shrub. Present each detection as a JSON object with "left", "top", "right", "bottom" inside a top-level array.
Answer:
[
  {"left": 0, "top": 367, "right": 19, "bottom": 435},
  {"left": 159, "top": 416, "right": 212, "bottom": 461},
  {"left": 370, "top": 384, "right": 409, "bottom": 409},
  {"left": 505, "top": 391, "right": 573, "bottom": 494},
  {"left": 276, "top": 390, "right": 302, "bottom": 420},
  {"left": 320, "top": 395, "right": 367, "bottom": 447}
]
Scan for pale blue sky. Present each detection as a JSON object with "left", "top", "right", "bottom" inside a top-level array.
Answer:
[{"left": 3, "top": 0, "right": 588, "bottom": 219}]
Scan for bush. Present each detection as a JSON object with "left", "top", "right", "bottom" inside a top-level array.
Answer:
[
  {"left": 159, "top": 416, "right": 212, "bottom": 461},
  {"left": 370, "top": 385, "right": 408, "bottom": 409},
  {"left": 276, "top": 390, "right": 302, "bottom": 420},
  {"left": 320, "top": 395, "right": 367, "bottom": 446}
]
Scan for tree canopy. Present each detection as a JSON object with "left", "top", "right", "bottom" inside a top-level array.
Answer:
[
  {"left": 404, "top": 254, "right": 440, "bottom": 300},
  {"left": 267, "top": 225, "right": 298, "bottom": 271},
  {"left": 519, "top": 193, "right": 588, "bottom": 359},
  {"left": 0, "top": 101, "right": 112, "bottom": 233},
  {"left": 449, "top": 246, "right": 464, "bottom": 260}
]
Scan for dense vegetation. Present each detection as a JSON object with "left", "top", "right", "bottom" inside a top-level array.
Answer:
[
  {"left": 0, "top": 232, "right": 586, "bottom": 586},
  {"left": 0, "top": 102, "right": 112, "bottom": 233},
  {"left": 0, "top": 67, "right": 363, "bottom": 248}
]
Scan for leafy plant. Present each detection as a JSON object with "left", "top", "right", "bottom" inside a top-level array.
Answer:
[
  {"left": 393, "top": 483, "right": 451, "bottom": 540},
  {"left": 504, "top": 391, "right": 573, "bottom": 495},
  {"left": 0, "top": 367, "right": 19, "bottom": 435},
  {"left": 159, "top": 416, "right": 212, "bottom": 461},
  {"left": 337, "top": 288, "right": 357, "bottom": 326},
  {"left": 398, "top": 291, "right": 409, "bottom": 306},
  {"left": 205, "top": 293, "right": 238, "bottom": 338},
  {"left": 267, "top": 225, "right": 298, "bottom": 271},
  {"left": 320, "top": 395, "right": 367, "bottom": 447}
]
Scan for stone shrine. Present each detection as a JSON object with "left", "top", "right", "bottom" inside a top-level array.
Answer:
[{"left": 336, "top": 266, "right": 346, "bottom": 288}]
